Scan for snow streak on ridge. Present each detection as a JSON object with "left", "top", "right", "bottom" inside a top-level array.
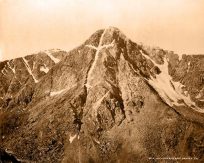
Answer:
[
  {"left": 22, "top": 57, "right": 39, "bottom": 83},
  {"left": 85, "top": 28, "right": 115, "bottom": 90},
  {"left": 45, "top": 51, "right": 60, "bottom": 63},
  {"left": 7, "top": 61, "right": 16, "bottom": 74},
  {"left": 50, "top": 89, "right": 67, "bottom": 96}
]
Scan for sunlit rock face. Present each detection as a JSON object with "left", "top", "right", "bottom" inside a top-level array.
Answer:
[{"left": 0, "top": 27, "right": 204, "bottom": 163}]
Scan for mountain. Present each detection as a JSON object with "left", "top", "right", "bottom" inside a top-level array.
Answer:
[{"left": 0, "top": 27, "right": 204, "bottom": 163}]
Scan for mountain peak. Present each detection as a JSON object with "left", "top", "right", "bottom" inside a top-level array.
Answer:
[
  {"left": 1, "top": 27, "right": 204, "bottom": 163},
  {"left": 105, "top": 26, "right": 125, "bottom": 35},
  {"left": 84, "top": 26, "right": 128, "bottom": 48}
]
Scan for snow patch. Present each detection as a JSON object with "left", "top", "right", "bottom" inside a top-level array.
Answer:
[
  {"left": 86, "top": 45, "right": 98, "bottom": 50},
  {"left": 140, "top": 50, "right": 157, "bottom": 65},
  {"left": 22, "top": 57, "right": 39, "bottom": 83},
  {"left": 140, "top": 50, "right": 203, "bottom": 113},
  {"left": 40, "top": 65, "right": 49, "bottom": 73},
  {"left": 99, "top": 40, "right": 115, "bottom": 49},
  {"left": 187, "top": 62, "right": 191, "bottom": 73},
  {"left": 50, "top": 84, "right": 77, "bottom": 96},
  {"left": 86, "top": 40, "right": 115, "bottom": 51},
  {"left": 45, "top": 50, "right": 60, "bottom": 63},
  {"left": 93, "top": 139, "right": 100, "bottom": 144},
  {"left": 69, "top": 134, "right": 77, "bottom": 143},
  {"left": 184, "top": 91, "right": 188, "bottom": 96},
  {"left": 50, "top": 89, "right": 67, "bottom": 96}
]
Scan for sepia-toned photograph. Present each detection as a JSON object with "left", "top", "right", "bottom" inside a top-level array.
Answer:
[{"left": 0, "top": 0, "right": 204, "bottom": 162}]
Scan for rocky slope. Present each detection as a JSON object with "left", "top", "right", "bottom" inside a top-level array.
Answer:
[{"left": 0, "top": 27, "right": 204, "bottom": 163}]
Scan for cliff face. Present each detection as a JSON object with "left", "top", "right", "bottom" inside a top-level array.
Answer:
[{"left": 0, "top": 27, "right": 204, "bottom": 163}]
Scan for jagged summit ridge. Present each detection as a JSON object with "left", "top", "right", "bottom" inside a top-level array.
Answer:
[
  {"left": 1, "top": 27, "right": 204, "bottom": 113},
  {"left": 1, "top": 27, "right": 204, "bottom": 112}
]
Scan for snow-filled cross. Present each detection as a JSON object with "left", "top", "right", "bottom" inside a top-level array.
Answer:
[{"left": 85, "top": 28, "right": 115, "bottom": 90}]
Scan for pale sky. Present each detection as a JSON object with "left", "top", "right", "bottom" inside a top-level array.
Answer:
[{"left": 0, "top": 0, "right": 204, "bottom": 61}]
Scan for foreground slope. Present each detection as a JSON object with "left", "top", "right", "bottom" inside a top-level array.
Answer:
[{"left": 0, "top": 27, "right": 204, "bottom": 163}]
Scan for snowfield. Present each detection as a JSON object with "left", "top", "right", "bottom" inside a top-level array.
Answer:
[{"left": 140, "top": 50, "right": 204, "bottom": 113}]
